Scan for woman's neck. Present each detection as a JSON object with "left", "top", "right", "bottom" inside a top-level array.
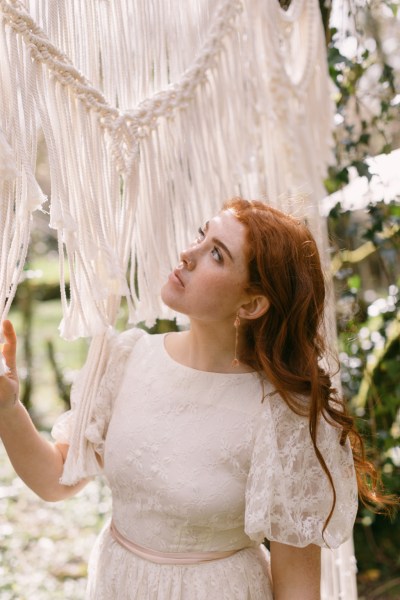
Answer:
[{"left": 165, "top": 322, "right": 254, "bottom": 374}]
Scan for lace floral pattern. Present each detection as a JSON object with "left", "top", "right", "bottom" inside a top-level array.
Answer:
[
  {"left": 245, "top": 395, "right": 358, "bottom": 548},
  {"left": 52, "top": 330, "right": 358, "bottom": 599}
]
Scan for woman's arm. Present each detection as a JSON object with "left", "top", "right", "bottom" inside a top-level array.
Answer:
[
  {"left": 0, "top": 320, "right": 87, "bottom": 501},
  {"left": 270, "top": 541, "right": 321, "bottom": 600}
]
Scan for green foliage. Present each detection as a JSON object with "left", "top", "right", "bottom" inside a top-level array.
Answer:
[
  {"left": 324, "top": 2, "right": 399, "bottom": 195},
  {"left": 324, "top": 3, "right": 400, "bottom": 592},
  {"left": 329, "top": 200, "right": 400, "bottom": 590}
]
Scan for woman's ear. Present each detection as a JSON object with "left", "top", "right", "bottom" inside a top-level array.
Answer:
[{"left": 238, "top": 295, "right": 269, "bottom": 321}]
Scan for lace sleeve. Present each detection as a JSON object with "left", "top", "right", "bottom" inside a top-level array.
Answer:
[
  {"left": 51, "top": 327, "right": 145, "bottom": 482},
  {"left": 83, "top": 327, "right": 145, "bottom": 459},
  {"left": 245, "top": 395, "right": 358, "bottom": 549}
]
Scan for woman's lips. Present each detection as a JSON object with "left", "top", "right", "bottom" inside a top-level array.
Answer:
[{"left": 169, "top": 269, "right": 184, "bottom": 287}]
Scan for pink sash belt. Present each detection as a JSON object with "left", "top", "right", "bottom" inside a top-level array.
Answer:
[{"left": 110, "top": 520, "right": 241, "bottom": 565}]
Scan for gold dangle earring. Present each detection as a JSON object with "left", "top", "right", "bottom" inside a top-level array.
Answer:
[{"left": 232, "top": 314, "right": 240, "bottom": 367}]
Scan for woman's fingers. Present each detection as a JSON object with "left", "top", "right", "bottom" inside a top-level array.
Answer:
[
  {"left": 2, "top": 320, "right": 17, "bottom": 373},
  {"left": 0, "top": 321, "right": 19, "bottom": 407}
]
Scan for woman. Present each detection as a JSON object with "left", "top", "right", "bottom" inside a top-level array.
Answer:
[{"left": 0, "top": 199, "right": 390, "bottom": 599}]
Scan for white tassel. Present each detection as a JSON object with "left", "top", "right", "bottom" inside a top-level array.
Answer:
[{"left": 0, "top": 127, "right": 17, "bottom": 181}]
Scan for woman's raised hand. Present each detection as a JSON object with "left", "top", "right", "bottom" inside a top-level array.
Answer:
[
  {"left": 0, "top": 320, "right": 19, "bottom": 411},
  {"left": 0, "top": 320, "right": 87, "bottom": 500}
]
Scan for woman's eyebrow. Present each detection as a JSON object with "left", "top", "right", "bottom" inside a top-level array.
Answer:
[
  {"left": 204, "top": 221, "right": 234, "bottom": 261},
  {"left": 212, "top": 237, "right": 234, "bottom": 261}
]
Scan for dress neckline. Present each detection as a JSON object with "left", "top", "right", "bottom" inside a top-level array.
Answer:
[{"left": 159, "top": 332, "right": 258, "bottom": 378}]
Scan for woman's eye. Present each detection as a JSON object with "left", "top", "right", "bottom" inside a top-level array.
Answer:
[
  {"left": 196, "top": 227, "right": 205, "bottom": 243},
  {"left": 211, "top": 247, "right": 223, "bottom": 262},
  {"left": 195, "top": 227, "right": 222, "bottom": 262}
]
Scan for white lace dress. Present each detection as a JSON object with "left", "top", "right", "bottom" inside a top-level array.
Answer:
[{"left": 52, "top": 329, "right": 358, "bottom": 600}]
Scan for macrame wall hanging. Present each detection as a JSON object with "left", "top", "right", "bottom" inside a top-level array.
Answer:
[
  {"left": 0, "top": 1, "right": 357, "bottom": 598},
  {"left": 0, "top": 0, "right": 334, "bottom": 335}
]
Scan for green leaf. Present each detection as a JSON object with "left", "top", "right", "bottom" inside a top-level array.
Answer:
[
  {"left": 337, "top": 167, "right": 350, "bottom": 183},
  {"left": 352, "top": 160, "right": 373, "bottom": 181},
  {"left": 328, "top": 46, "right": 353, "bottom": 67},
  {"left": 348, "top": 274, "right": 361, "bottom": 290},
  {"left": 381, "top": 143, "right": 392, "bottom": 154},
  {"left": 359, "top": 133, "right": 370, "bottom": 145}
]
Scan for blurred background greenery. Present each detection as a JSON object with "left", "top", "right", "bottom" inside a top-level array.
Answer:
[
  {"left": 1, "top": 1, "right": 399, "bottom": 599},
  {"left": 323, "top": 1, "right": 399, "bottom": 597}
]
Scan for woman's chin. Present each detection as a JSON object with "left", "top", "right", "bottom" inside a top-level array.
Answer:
[{"left": 160, "top": 284, "right": 181, "bottom": 314}]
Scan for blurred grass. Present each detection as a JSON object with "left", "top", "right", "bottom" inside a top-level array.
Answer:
[{"left": 0, "top": 441, "right": 111, "bottom": 600}]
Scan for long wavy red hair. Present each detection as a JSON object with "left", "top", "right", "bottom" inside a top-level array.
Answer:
[{"left": 225, "top": 198, "right": 396, "bottom": 530}]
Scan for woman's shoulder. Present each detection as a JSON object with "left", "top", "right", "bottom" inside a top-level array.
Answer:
[
  {"left": 112, "top": 327, "right": 169, "bottom": 367},
  {"left": 115, "top": 325, "right": 147, "bottom": 342},
  {"left": 111, "top": 326, "right": 152, "bottom": 351}
]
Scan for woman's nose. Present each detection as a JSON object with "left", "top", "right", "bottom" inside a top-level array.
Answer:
[{"left": 179, "top": 250, "right": 195, "bottom": 271}]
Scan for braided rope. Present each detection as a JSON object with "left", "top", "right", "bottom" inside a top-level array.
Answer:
[
  {"left": 1, "top": 0, "right": 320, "bottom": 174},
  {"left": 122, "top": 1, "right": 242, "bottom": 133},
  {"left": 0, "top": 0, "right": 117, "bottom": 117},
  {"left": 0, "top": 0, "right": 242, "bottom": 171}
]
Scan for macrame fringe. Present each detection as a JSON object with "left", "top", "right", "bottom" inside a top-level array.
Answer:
[
  {"left": 61, "top": 330, "right": 113, "bottom": 483},
  {"left": 0, "top": 0, "right": 334, "bottom": 336},
  {"left": 0, "top": 11, "right": 46, "bottom": 340}
]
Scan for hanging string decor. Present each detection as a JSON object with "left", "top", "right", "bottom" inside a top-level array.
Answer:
[{"left": 0, "top": 0, "right": 334, "bottom": 336}]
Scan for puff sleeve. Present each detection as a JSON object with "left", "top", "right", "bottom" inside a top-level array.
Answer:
[
  {"left": 245, "top": 395, "right": 358, "bottom": 548},
  {"left": 51, "top": 327, "right": 145, "bottom": 484}
]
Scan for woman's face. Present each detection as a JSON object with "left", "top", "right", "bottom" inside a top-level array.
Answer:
[{"left": 161, "top": 210, "right": 251, "bottom": 323}]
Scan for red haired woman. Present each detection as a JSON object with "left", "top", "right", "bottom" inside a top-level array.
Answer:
[{"left": 0, "top": 199, "right": 393, "bottom": 599}]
